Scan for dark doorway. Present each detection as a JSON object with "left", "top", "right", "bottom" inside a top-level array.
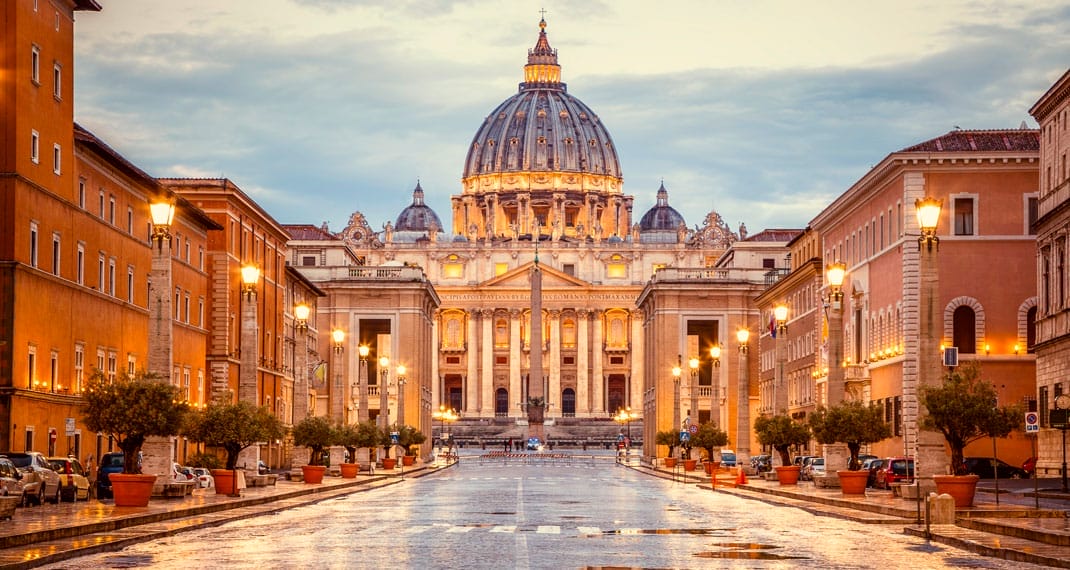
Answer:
[
  {"left": 607, "top": 375, "right": 626, "bottom": 413},
  {"left": 495, "top": 388, "right": 509, "bottom": 416},
  {"left": 444, "top": 374, "right": 463, "bottom": 412},
  {"left": 562, "top": 388, "right": 576, "bottom": 416}
]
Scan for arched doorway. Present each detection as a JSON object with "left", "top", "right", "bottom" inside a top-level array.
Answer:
[
  {"left": 607, "top": 374, "right": 626, "bottom": 414},
  {"left": 495, "top": 388, "right": 509, "bottom": 417},
  {"left": 562, "top": 388, "right": 576, "bottom": 417}
]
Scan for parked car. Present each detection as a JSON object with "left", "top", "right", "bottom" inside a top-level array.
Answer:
[
  {"left": 192, "top": 468, "right": 214, "bottom": 489},
  {"left": 1022, "top": 456, "right": 1038, "bottom": 477},
  {"left": 750, "top": 454, "right": 772, "bottom": 473},
  {"left": 793, "top": 455, "right": 816, "bottom": 468},
  {"left": 855, "top": 454, "right": 878, "bottom": 469},
  {"left": 720, "top": 450, "right": 737, "bottom": 467},
  {"left": 96, "top": 452, "right": 125, "bottom": 499},
  {"left": 258, "top": 460, "right": 270, "bottom": 475},
  {"left": 173, "top": 463, "right": 196, "bottom": 482},
  {"left": 2, "top": 452, "right": 61, "bottom": 506},
  {"left": 47, "top": 457, "right": 90, "bottom": 501},
  {"left": 526, "top": 437, "right": 542, "bottom": 451},
  {"left": 861, "top": 457, "right": 884, "bottom": 488},
  {"left": 803, "top": 457, "right": 826, "bottom": 480},
  {"left": 961, "top": 457, "right": 1029, "bottom": 479},
  {"left": 874, "top": 457, "right": 915, "bottom": 489},
  {"left": 798, "top": 456, "right": 820, "bottom": 480},
  {"left": 0, "top": 458, "right": 25, "bottom": 503}
]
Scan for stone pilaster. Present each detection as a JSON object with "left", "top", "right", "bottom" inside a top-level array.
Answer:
[
  {"left": 481, "top": 309, "right": 495, "bottom": 417},
  {"left": 630, "top": 309, "right": 644, "bottom": 409},
  {"left": 466, "top": 309, "right": 479, "bottom": 413},
  {"left": 592, "top": 310, "right": 604, "bottom": 414},
  {"left": 576, "top": 310, "right": 590, "bottom": 416},
  {"left": 548, "top": 310, "right": 561, "bottom": 415},
  {"left": 510, "top": 310, "right": 522, "bottom": 416}
]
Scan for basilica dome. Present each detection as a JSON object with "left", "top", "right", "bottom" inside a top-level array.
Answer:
[
  {"left": 638, "top": 183, "right": 685, "bottom": 231},
  {"left": 394, "top": 182, "right": 441, "bottom": 232},
  {"left": 462, "top": 19, "right": 622, "bottom": 184}
]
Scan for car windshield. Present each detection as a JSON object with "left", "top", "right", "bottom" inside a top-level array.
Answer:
[
  {"left": 103, "top": 455, "right": 123, "bottom": 467},
  {"left": 890, "top": 460, "right": 914, "bottom": 474}
]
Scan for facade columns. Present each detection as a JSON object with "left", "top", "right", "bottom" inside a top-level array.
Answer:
[
  {"left": 576, "top": 310, "right": 590, "bottom": 416},
  {"left": 509, "top": 310, "right": 522, "bottom": 417},
  {"left": 549, "top": 310, "right": 561, "bottom": 416},
  {"left": 466, "top": 309, "right": 479, "bottom": 413},
  {"left": 431, "top": 311, "right": 440, "bottom": 406},
  {"left": 592, "top": 310, "right": 604, "bottom": 414},
  {"left": 481, "top": 309, "right": 495, "bottom": 417},
  {"left": 629, "top": 309, "right": 644, "bottom": 409}
]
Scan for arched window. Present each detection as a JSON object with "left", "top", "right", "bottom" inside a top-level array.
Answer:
[
  {"left": 495, "top": 388, "right": 509, "bottom": 417},
  {"left": 953, "top": 306, "right": 977, "bottom": 354},
  {"left": 562, "top": 388, "right": 576, "bottom": 417}
]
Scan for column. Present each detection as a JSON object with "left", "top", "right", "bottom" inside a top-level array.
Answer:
[
  {"left": 510, "top": 310, "right": 522, "bottom": 417},
  {"left": 592, "top": 310, "right": 604, "bottom": 414},
  {"left": 823, "top": 280, "right": 849, "bottom": 473},
  {"left": 736, "top": 332, "right": 751, "bottom": 469},
  {"left": 576, "top": 310, "right": 589, "bottom": 416},
  {"left": 548, "top": 310, "right": 561, "bottom": 416},
  {"left": 239, "top": 287, "right": 259, "bottom": 405},
  {"left": 431, "top": 311, "right": 440, "bottom": 406},
  {"left": 293, "top": 328, "right": 309, "bottom": 423},
  {"left": 481, "top": 309, "right": 495, "bottom": 417},
  {"left": 629, "top": 310, "right": 644, "bottom": 409},
  {"left": 466, "top": 309, "right": 479, "bottom": 413}
]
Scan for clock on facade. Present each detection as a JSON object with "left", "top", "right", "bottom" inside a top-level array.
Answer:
[{"left": 1056, "top": 394, "right": 1070, "bottom": 410}]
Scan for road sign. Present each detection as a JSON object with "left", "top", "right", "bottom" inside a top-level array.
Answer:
[
  {"left": 1025, "top": 411, "right": 1039, "bottom": 433},
  {"left": 688, "top": 424, "right": 699, "bottom": 435},
  {"left": 65, "top": 417, "right": 76, "bottom": 436},
  {"left": 679, "top": 431, "right": 690, "bottom": 443}
]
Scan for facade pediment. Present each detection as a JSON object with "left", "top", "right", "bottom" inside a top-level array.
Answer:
[{"left": 480, "top": 261, "right": 590, "bottom": 289}]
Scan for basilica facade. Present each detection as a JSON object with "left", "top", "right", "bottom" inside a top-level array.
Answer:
[{"left": 287, "top": 19, "right": 746, "bottom": 431}]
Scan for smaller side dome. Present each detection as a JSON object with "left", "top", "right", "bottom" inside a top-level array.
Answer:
[
  {"left": 394, "top": 182, "right": 443, "bottom": 232},
  {"left": 639, "top": 182, "right": 685, "bottom": 231}
]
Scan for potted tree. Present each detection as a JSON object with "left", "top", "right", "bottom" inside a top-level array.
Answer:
[
  {"left": 655, "top": 430, "right": 680, "bottom": 468},
  {"left": 291, "top": 416, "right": 337, "bottom": 484},
  {"left": 689, "top": 423, "right": 730, "bottom": 475},
  {"left": 397, "top": 425, "right": 427, "bottom": 466},
  {"left": 920, "top": 362, "right": 1021, "bottom": 507},
  {"left": 81, "top": 371, "right": 188, "bottom": 506},
  {"left": 754, "top": 414, "right": 811, "bottom": 485},
  {"left": 184, "top": 397, "right": 284, "bottom": 495},
  {"left": 335, "top": 422, "right": 361, "bottom": 478},
  {"left": 808, "top": 401, "right": 891, "bottom": 494}
]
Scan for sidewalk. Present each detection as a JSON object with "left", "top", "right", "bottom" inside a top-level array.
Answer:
[
  {"left": 634, "top": 462, "right": 1070, "bottom": 568},
  {"left": 0, "top": 463, "right": 449, "bottom": 570}
]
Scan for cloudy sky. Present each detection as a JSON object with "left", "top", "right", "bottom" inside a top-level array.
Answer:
[{"left": 73, "top": 0, "right": 1070, "bottom": 235}]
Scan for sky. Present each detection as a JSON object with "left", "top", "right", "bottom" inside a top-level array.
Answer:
[{"left": 73, "top": 0, "right": 1070, "bottom": 235}]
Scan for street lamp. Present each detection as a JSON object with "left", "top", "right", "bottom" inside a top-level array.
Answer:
[
  {"left": 688, "top": 356, "right": 699, "bottom": 428},
  {"left": 294, "top": 303, "right": 310, "bottom": 331},
  {"left": 773, "top": 304, "right": 788, "bottom": 418},
  {"left": 396, "top": 364, "right": 407, "bottom": 429},
  {"left": 379, "top": 356, "right": 390, "bottom": 431},
  {"left": 331, "top": 329, "right": 345, "bottom": 353},
  {"left": 149, "top": 200, "right": 176, "bottom": 250},
  {"left": 613, "top": 406, "right": 640, "bottom": 462},
  {"left": 146, "top": 199, "right": 177, "bottom": 483},
  {"left": 357, "top": 345, "right": 370, "bottom": 422},
  {"left": 736, "top": 328, "right": 750, "bottom": 469},
  {"left": 432, "top": 405, "right": 459, "bottom": 460},
  {"left": 240, "top": 264, "right": 260, "bottom": 300},
  {"left": 914, "top": 196, "right": 946, "bottom": 486},
  {"left": 824, "top": 260, "right": 849, "bottom": 472},
  {"left": 672, "top": 356, "right": 683, "bottom": 441}
]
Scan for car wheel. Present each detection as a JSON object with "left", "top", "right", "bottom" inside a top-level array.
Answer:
[
  {"left": 34, "top": 488, "right": 43, "bottom": 506},
  {"left": 51, "top": 486, "right": 61, "bottom": 504}
]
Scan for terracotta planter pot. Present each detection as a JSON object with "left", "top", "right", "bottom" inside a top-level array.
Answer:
[
  {"left": 211, "top": 469, "right": 239, "bottom": 495},
  {"left": 664, "top": 457, "right": 677, "bottom": 468},
  {"left": 774, "top": 465, "right": 801, "bottom": 486},
  {"left": 302, "top": 464, "right": 327, "bottom": 484},
  {"left": 402, "top": 455, "right": 415, "bottom": 466},
  {"left": 683, "top": 459, "right": 698, "bottom": 471},
  {"left": 933, "top": 474, "right": 980, "bottom": 507},
  {"left": 339, "top": 463, "right": 358, "bottom": 478},
  {"left": 382, "top": 458, "right": 397, "bottom": 470},
  {"left": 109, "top": 473, "right": 156, "bottom": 507},
  {"left": 837, "top": 469, "right": 869, "bottom": 495},
  {"left": 704, "top": 461, "right": 721, "bottom": 475}
]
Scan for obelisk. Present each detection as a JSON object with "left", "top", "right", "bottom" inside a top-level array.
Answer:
[{"left": 528, "top": 229, "right": 545, "bottom": 441}]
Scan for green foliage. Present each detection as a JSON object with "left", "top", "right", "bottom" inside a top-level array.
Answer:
[
  {"left": 655, "top": 430, "right": 680, "bottom": 457},
  {"left": 754, "top": 414, "right": 811, "bottom": 466},
  {"left": 395, "top": 424, "right": 427, "bottom": 456},
  {"left": 81, "top": 370, "right": 188, "bottom": 474},
  {"left": 184, "top": 397, "right": 285, "bottom": 470},
  {"left": 292, "top": 416, "right": 337, "bottom": 466},
  {"left": 920, "top": 362, "right": 1023, "bottom": 474},
  {"left": 186, "top": 452, "right": 223, "bottom": 470},
  {"left": 336, "top": 420, "right": 385, "bottom": 457},
  {"left": 689, "top": 423, "right": 730, "bottom": 461},
  {"left": 808, "top": 401, "right": 892, "bottom": 470}
]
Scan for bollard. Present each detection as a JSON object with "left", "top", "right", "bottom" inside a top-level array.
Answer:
[{"left": 926, "top": 492, "right": 956, "bottom": 526}]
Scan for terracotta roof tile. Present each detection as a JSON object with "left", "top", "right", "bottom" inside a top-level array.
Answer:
[
  {"left": 742, "top": 229, "right": 803, "bottom": 242},
  {"left": 283, "top": 224, "right": 338, "bottom": 241},
  {"left": 899, "top": 129, "right": 1039, "bottom": 153}
]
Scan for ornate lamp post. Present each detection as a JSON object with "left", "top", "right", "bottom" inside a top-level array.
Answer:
[
  {"left": 432, "top": 405, "right": 459, "bottom": 460},
  {"left": 293, "top": 302, "right": 311, "bottom": 423},
  {"left": 379, "top": 356, "right": 390, "bottom": 430},
  {"left": 396, "top": 364, "right": 407, "bottom": 429},
  {"left": 613, "top": 406, "right": 640, "bottom": 463},
  {"left": 358, "top": 345, "right": 370, "bottom": 422},
  {"left": 823, "top": 261, "right": 849, "bottom": 473},
  {"left": 709, "top": 345, "right": 722, "bottom": 426},
  {"left": 145, "top": 199, "right": 177, "bottom": 483},
  {"left": 239, "top": 264, "right": 260, "bottom": 405},
  {"left": 671, "top": 356, "right": 683, "bottom": 439},
  {"left": 688, "top": 356, "right": 699, "bottom": 428},
  {"left": 735, "top": 328, "right": 750, "bottom": 471},
  {"left": 330, "top": 329, "right": 345, "bottom": 420},
  {"left": 773, "top": 304, "right": 789, "bottom": 418},
  {"left": 913, "top": 196, "right": 947, "bottom": 483}
]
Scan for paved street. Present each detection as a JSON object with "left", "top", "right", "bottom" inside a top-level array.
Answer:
[{"left": 39, "top": 455, "right": 1046, "bottom": 569}]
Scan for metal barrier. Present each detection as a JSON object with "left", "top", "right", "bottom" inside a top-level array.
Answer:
[{"left": 476, "top": 452, "right": 615, "bottom": 466}]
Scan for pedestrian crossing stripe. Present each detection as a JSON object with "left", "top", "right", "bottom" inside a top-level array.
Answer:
[
  {"left": 490, "top": 525, "right": 516, "bottom": 533},
  {"left": 446, "top": 526, "right": 476, "bottom": 533},
  {"left": 536, "top": 526, "right": 560, "bottom": 534}
]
